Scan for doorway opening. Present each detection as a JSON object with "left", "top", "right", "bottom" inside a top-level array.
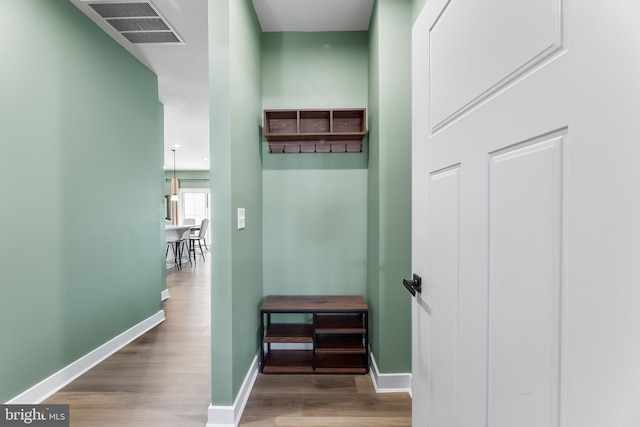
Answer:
[{"left": 179, "top": 188, "right": 211, "bottom": 246}]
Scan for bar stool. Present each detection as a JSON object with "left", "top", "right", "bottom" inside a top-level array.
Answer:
[
  {"left": 166, "top": 239, "right": 182, "bottom": 270},
  {"left": 189, "top": 218, "right": 209, "bottom": 262}
]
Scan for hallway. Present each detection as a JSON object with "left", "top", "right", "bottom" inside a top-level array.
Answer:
[
  {"left": 45, "top": 258, "right": 211, "bottom": 426},
  {"left": 45, "top": 253, "right": 412, "bottom": 426}
]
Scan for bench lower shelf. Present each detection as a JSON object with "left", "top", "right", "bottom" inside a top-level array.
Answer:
[{"left": 262, "top": 350, "right": 367, "bottom": 374}]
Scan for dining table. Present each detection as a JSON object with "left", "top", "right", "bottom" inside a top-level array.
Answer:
[{"left": 165, "top": 224, "right": 192, "bottom": 241}]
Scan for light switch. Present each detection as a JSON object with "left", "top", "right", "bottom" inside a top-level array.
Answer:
[{"left": 237, "top": 208, "right": 245, "bottom": 230}]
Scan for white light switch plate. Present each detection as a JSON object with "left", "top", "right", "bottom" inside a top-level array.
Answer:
[{"left": 237, "top": 208, "right": 245, "bottom": 230}]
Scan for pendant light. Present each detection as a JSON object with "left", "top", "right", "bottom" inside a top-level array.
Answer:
[{"left": 170, "top": 149, "right": 179, "bottom": 201}]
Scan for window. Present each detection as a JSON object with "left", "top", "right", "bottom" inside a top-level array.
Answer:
[{"left": 180, "top": 188, "right": 210, "bottom": 244}]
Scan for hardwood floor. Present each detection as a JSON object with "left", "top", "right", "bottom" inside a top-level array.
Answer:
[
  {"left": 239, "top": 374, "right": 412, "bottom": 426},
  {"left": 45, "top": 253, "right": 413, "bottom": 427},
  {"left": 45, "top": 256, "right": 211, "bottom": 426}
]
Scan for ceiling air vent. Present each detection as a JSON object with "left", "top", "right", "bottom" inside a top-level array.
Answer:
[{"left": 87, "top": 2, "right": 182, "bottom": 44}]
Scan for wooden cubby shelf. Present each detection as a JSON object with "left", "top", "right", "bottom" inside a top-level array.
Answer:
[
  {"left": 264, "top": 108, "right": 366, "bottom": 154},
  {"left": 263, "top": 324, "right": 313, "bottom": 343},
  {"left": 259, "top": 295, "right": 369, "bottom": 375}
]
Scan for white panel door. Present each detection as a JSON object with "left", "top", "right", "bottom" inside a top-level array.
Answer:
[{"left": 412, "top": 1, "right": 640, "bottom": 426}]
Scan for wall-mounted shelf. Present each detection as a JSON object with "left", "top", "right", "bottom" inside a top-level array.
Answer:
[{"left": 264, "top": 108, "right": 366, "bottom": 153}]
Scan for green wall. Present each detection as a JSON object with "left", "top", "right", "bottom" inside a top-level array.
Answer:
[
  {"left": 367, "top": 0, "right": 412, "bottom": 373},
  {"left": 210, "top": 0, "right": 263, "bottom": 405},
  {"left": 0, "top": 0, "right": 163, "bottom": 403},
  {"left": 261, "top": 32, "right": 369, "bottom": 297},
  {"left": 262, "top": 32, "right": 368, "bottom": 109},
  {"left": 263, "top": 170, "right": 367, "bottom": 296}
]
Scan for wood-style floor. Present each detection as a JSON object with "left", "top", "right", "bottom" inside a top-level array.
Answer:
[
  {"left": 45, "top": 253, "right": 413, "bottom": 427},
  {"left": 239, "top": 375, "right": 411, "bottom": 426},
  {"left": 45, "top": 255, "right": 211, "bottom": 426}
]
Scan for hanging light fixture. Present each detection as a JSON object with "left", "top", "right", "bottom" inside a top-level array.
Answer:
[{"left": 170, "top": 149, "right": 179, "bottom": 201}]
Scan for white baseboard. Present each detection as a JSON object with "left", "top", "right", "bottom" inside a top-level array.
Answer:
[
  {"left": 161, "top": 289, "right": 170, "bottom": 301},
  {"left": 207, "top": 354, "right": 259, "bottom": 427},
  {"left": 369, "top": 350, "right": 412, "bottom": 395},
  {"left": 6, "top": 310, "right": 166, "bottom": 404}
]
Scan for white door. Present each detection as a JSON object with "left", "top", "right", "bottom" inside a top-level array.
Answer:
[{"left": 411, "top": 1, "right": 640, "bottom": 426}]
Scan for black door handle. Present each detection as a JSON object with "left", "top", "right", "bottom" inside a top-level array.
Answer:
[{"left": 403, "top": 274, "right": 422, "bottom": 296}]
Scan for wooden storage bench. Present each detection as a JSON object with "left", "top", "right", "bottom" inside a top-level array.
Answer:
[{"left": 259, "top": 295, "right": 369, "bottom": 374}]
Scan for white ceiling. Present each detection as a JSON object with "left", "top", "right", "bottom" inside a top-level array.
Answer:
[{"left": 70, "top": 0, "right": 374, "bottom": 170}]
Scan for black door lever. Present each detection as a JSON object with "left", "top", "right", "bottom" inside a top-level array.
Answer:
[{"left": 402, "top": 274, "right": 422, "bottom": 297}]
